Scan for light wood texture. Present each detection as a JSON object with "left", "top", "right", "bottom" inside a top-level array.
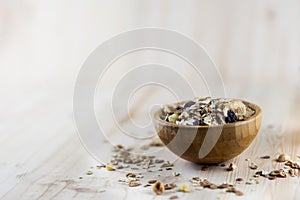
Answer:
[{"left": 1, "top": 0, "right": 300, "bottom": 200}]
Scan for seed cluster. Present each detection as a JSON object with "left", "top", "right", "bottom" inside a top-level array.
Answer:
[
  {"left": 161, "top": 97, "right": 255, "bottom": 126},
  {"left": 108, "top": 144, "right": 173, "bottom": 171},
  {"left": 190, "top": 177, "right": 243, "bottom": 196}
]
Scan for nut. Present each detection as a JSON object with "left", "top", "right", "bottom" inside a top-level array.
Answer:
[
  {"left": 277, "top": 154, "right": 290, "bottom": 162},
  {"left": 168, "top": 113, "right": 179, "bottom": 123},
  {"left": 153, "top": 181, "right": 164, "bottom": 195}
]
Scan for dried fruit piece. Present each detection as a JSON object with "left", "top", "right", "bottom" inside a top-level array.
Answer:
[
  {"left": 153, "top": 181, "right": 165, "bottom": 195},
  {"left": 183, "top": 101, "right": 195, "bottom": 109},
  {"left": 225, "top": 110, "right": 238, "bottom": 123}
]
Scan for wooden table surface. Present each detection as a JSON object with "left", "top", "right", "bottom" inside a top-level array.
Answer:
[
  {"left": 0, "top": 86, "right": 299, "bottom": 200},
  {"left": 1, "top": 1, "right": 300, "bottom": 200}
]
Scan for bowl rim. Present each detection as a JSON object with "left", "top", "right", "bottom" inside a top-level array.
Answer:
[{"left": 153, "top": 99, "right": 262, "bottom": 129}]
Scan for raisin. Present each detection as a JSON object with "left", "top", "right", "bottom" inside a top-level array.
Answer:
[
  {"left": 198, "top": 119, "right": 205, "bottom": 125},
  {"left": 225, "top": 110, "right": 238, "bottom": 123},
  {"left": 193, "top": 119, "right": 205, "bottom": 125},
  {"left": 183, "top": 101, "right": 194, "bottom": 109}
]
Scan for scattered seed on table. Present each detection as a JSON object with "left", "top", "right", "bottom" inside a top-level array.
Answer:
[
  {"left": 128, "top": 181, "right": 141, "bottom": 187},
  {"left": 260, "top": 155, "right": 270, "bottom": 159},
  {"left": 227, "top": 163, "right": 237, "bottom": 171},
  {"left": 86, "top": 170, "right": 93, "bottom": 175},
  {"left": 148, "top": 180, "right": 157, "bottom": 184},
  {"left": 236, "top": 178, "right": 243, "bottom": 182},
  {"left": 172, "top": 172, "right": 180, "bottom": 177},
  {"left": 249, "top": 162, "right": 258, "bottom": 170}
]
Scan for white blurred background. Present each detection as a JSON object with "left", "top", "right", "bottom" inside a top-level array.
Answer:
[{"left": 1, "top": 0, "right": 300, "bottom": 135}]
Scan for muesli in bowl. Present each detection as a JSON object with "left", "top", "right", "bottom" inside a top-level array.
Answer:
[
  {"left": 161, "top": 97, "right": 255, "bottom": 126},
  {"left": 154, "top": 97, "right": 262, "bottom": 163}
]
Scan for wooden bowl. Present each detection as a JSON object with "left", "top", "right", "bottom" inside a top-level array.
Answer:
[{"left": 153, "top": 100, "right": 262, "bottom": 164}]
